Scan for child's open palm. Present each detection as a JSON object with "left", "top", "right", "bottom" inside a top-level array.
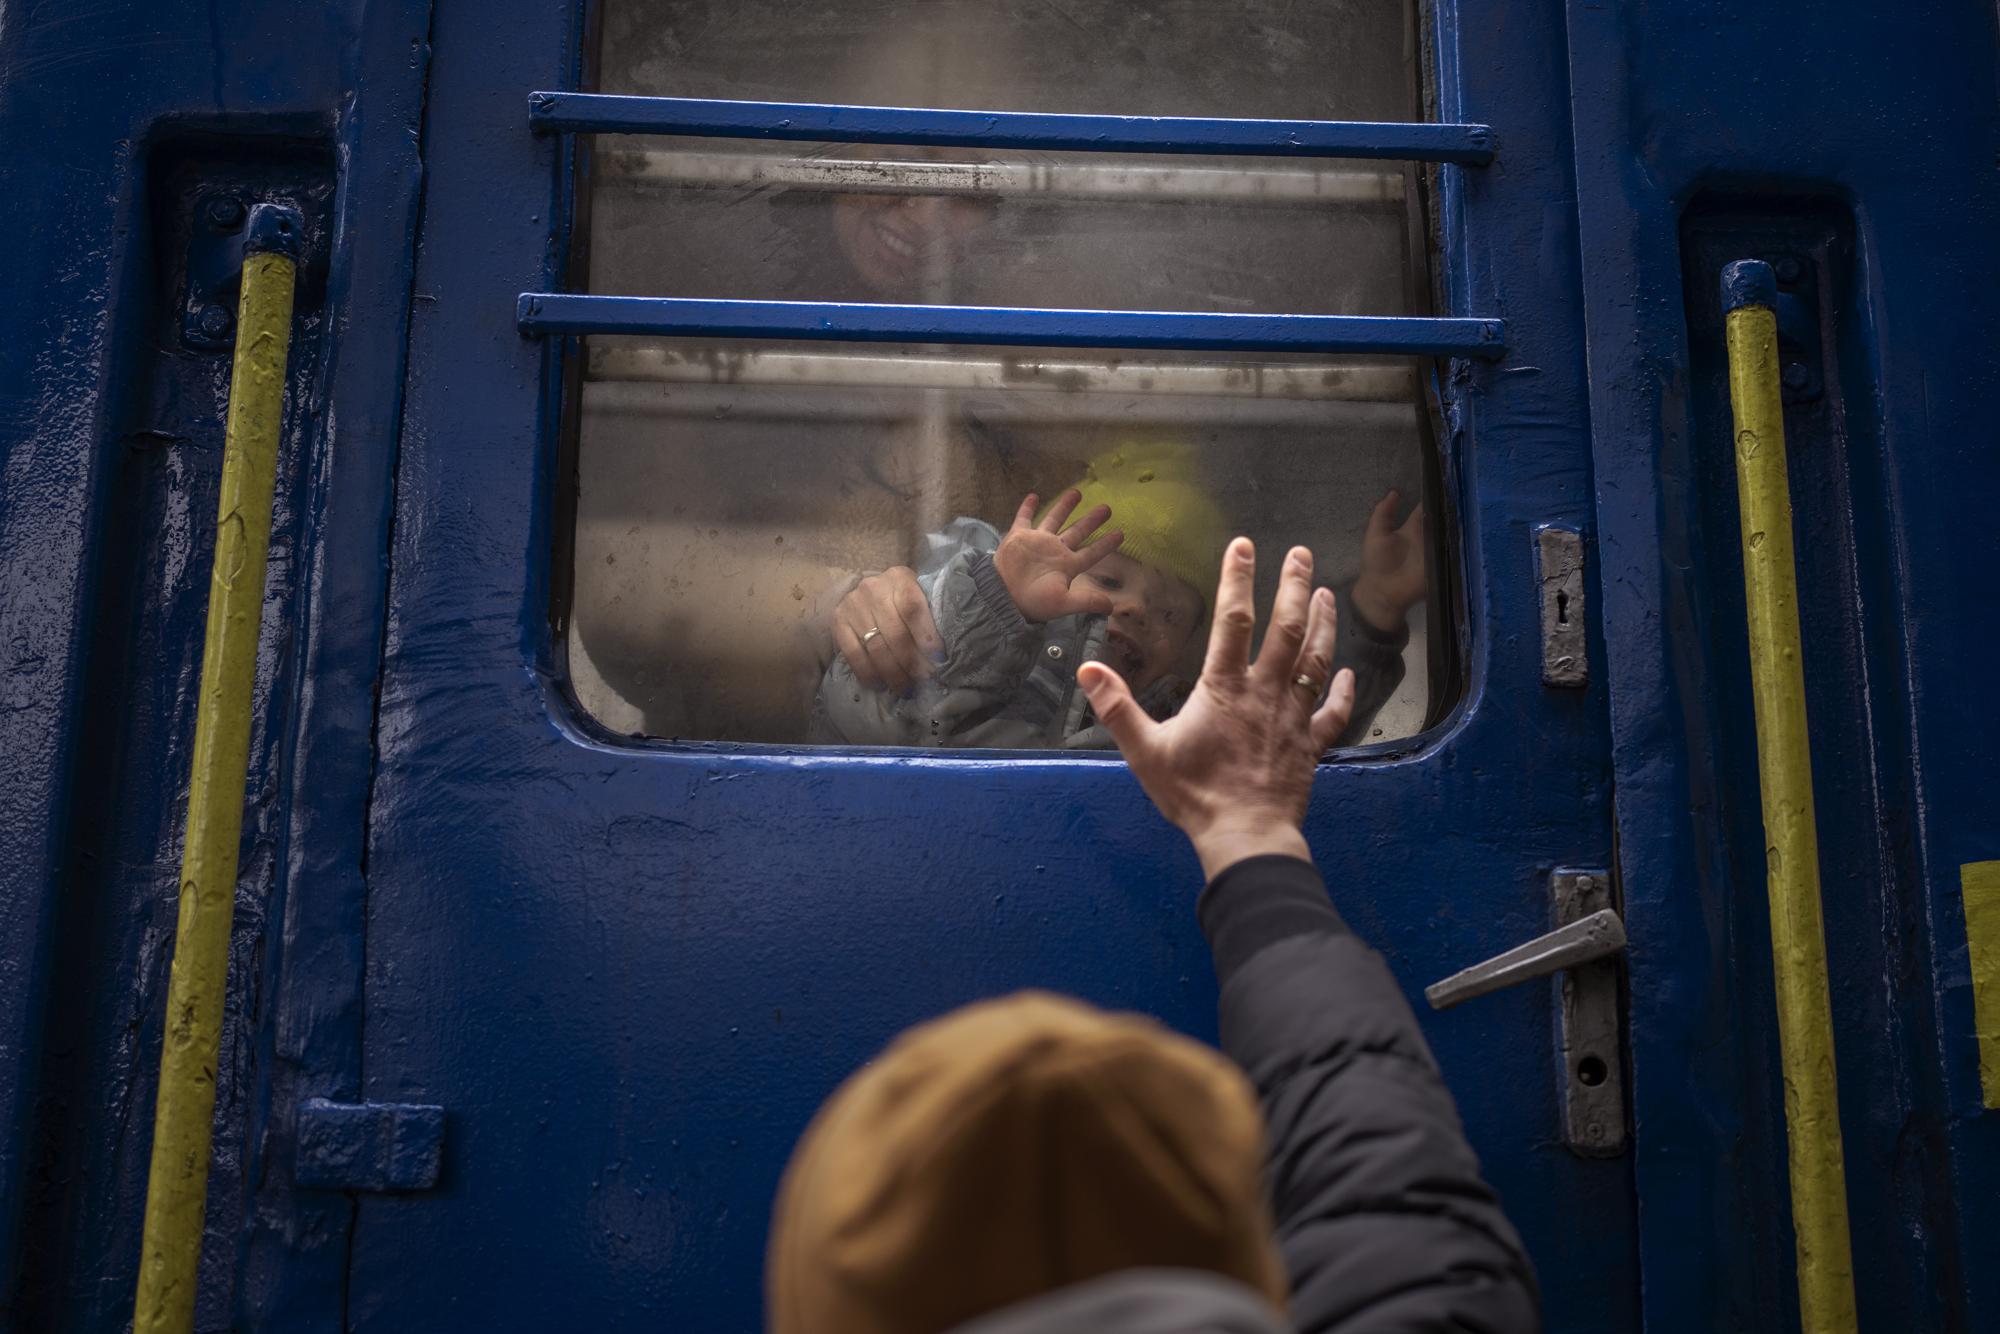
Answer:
[
  {"left": 993, "top": 490, "right": 1124, "bottom": 623},
  {"left": 1351, "top": 489, "right": 1427, "bottom": 631}
]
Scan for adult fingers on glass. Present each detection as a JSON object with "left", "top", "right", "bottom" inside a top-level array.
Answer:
[
  {"left": 1294, "top": 586, "right": 1357, "bottom": 751},
  {"left": 833, "top": 568, "right": 936, "bottom": 692},
  {"left": 1254, "top": 545, "right": 1318, "bottom": 690},
  {"left": 831, "top": 615, "right": 886, "bottom": 690},
  {"left": 857, "top": 575, "right": 934, "bottom": 691},
  {"left": 1268, "top": 552, "right": 1357, "bottom": 748},
  {"left": 1200, "top": 536, "right": 1260, "bottom": 681}
]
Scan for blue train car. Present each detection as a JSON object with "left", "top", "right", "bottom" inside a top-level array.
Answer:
[{"left": 2, "top": 1, "right": 1997, "bottom": 1329}]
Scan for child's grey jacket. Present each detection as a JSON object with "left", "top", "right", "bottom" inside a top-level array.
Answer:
[{"left": 812, "top": 519, "right": 1409, "bottom": 751}]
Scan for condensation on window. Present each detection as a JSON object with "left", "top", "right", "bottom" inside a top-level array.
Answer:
[{"left": 567, "top": 0, "right": 1449, "bottom": 750}]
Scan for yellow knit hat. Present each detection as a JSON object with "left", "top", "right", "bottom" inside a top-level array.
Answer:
[{"left": 1048, "top": 442, "right": 1230, "bottom": 612}]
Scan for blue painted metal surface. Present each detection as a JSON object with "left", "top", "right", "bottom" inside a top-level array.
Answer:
[
  {"left": 1560, "top": 2, "right": 2000, "bottom": 1330},
  {"left": 352, "top": 1, "right": 1635, "bottom": 1331},
  {"left": 1720, "top": 259, "right": 1777, "bottom": 315},
  {"left": 527, "top": 90, "right": 1498, "bottom": 164},
  {"left": 516, "top": 293, "right": 1508, "bottom": 358},
  {"left": 0, "top": 1, "right": 432, "bottom": 1329},
  {"left": 179, "top": 196, "right": 277, "bottom": 353},
  {"left": 245, "top": 201, "right": 307, "bottom": 260},
  {"left": 294, "top": 1100, "right": 446, "bottom": 1193},
  {"left": 0, "top": 0, "right": 1994, "bottom": 1331}
]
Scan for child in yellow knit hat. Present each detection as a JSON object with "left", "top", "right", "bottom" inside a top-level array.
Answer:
[
  {"left": 814, "top": 444, "right": 1236, "bottom": 750},
  {"left": 1026, "top": 443, "right": 1230, "bottom": 690}
]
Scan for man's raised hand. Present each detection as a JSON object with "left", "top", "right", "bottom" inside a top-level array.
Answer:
[{"left": 1077, "top": 539, "right": 1355, "bottom": 880}]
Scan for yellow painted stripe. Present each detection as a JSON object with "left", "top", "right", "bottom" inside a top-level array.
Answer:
[
  {"left": 133, "top": 250, "right": 297, "bottom": 1334},
  {"left": 1962, "top": 861, "right": 2000, "bottom": 1108},
  {"left": 1723, "top": 301, "right": 1859, "bottom": 1334}
]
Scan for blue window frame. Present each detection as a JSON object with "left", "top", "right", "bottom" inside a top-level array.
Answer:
[{"left": 534, "top": 1, "right": 1494, "bottom": 749}]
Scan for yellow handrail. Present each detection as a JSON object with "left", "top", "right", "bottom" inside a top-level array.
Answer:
[
  {"left": 1720, "top": 258, "right": 1858, "bottom": 1334},
  {"left": 134, "top": 205, "right": 301, "bottom": 1334}
]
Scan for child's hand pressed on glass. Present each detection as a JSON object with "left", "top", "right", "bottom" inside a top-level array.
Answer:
[
  {"left": 1350, "top": 489, "right": 1427, "bottom": 632},
  {"left": 993, "top": 490, "right": 1126, "bottom": 623}
]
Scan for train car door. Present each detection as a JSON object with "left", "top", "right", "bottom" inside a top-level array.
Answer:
[
  {"left": 329, "top": 0, "right": 1649, "bottom": 1328},
  {"left": 328, "top": 0, "right": 1648, "bottom": 1328},
  {"left": 280, "top": 0, "right": 1983, "bottom": 1324}
]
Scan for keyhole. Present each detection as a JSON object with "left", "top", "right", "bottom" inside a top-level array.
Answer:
[
  {"left": 1576, "top": 1054, "right": 1607, "bottom": 1087},
  {"left": 1555, "top": 590, "right": 1569, "bottom": 625}
]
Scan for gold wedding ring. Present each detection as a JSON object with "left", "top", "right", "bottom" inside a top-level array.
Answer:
[
  {"left": 861, "top": 627, "right": 883, "bottom": 645},
  {"left": 1293, "top": 673, "right": 1323, "bottom": 697}
]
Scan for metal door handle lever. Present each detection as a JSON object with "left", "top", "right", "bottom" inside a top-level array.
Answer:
[{"left": 1424, "top": 908, "right": 1627, "bottom": 1010}]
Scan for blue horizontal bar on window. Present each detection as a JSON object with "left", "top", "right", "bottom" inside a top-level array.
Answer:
[
  {"left": 528, "top": 92, "right": 1494, "bottom": 166},
  {"left": 517, "top": 294, "right": 1506, "bottom": 359}
]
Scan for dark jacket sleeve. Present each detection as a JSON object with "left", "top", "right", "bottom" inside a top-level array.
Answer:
[
  {"left": 1331, "top": 585, "right": 1409, "bottom": 747},
  {"left": 1198, "top": 856, "right": 1540, "bottom": 1334}
]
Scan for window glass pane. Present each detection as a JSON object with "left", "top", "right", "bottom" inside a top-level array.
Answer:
[
  {"left": 596, "top": 0, "right": 1414, "bottom": 120},
  {"left": 590, "top": 138, "right": 1411, "bottom": 314},
  {"left": 568, "top": 0, "right": 1451, "bottom": 751},
  {"left": 571, "top": 340, "right": 1439, "bottom": 747},
  {"left": 590, "top": 0, "right": 1420, "bottom": 314}
]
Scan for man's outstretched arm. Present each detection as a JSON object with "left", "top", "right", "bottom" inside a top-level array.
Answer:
[
  {"left": 1201, "top": 855, "right": 1537, "bottom": 1333},
  {"left": 1078, "top": 536, "right": 1538, "bottom": 1334}
]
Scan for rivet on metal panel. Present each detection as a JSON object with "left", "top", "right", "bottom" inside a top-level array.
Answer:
[
  {"left": 1536, "top": 526, "right": 1587, "bottom": 688},
  {"left": 181, "top": 197, "right": 308, "bottom": 353},
  {"left": 203, "top": 196, "right": 245, "bottom": 231},
  {"left": 1771, "top": 281, "right": 1823, "bottom": 405},
  {"left": 195, "top": 304, "right": 234, "bottom": 341}
]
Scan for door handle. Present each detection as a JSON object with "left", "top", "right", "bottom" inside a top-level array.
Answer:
[
  {"left": 1424, "top": 907, "right": 1626, "bottom": 1010},
  {"left": 1424, "top": 868, "right": 1627, "bottom": 1155}
]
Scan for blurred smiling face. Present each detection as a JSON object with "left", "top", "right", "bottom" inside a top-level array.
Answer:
[
  {"left": 829, "top": 190, "right": 1000, "bottom": 293},
  {"left": 1083, "top": 552, "right": 1204, "bottom": 693}
]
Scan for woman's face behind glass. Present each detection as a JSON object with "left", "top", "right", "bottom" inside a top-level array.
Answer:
[{"left": 828, "top": 191, "right": 1001, "bottom": 295}]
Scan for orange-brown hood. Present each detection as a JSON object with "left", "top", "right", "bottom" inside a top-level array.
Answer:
[{"left": 767, "top": 991, "right": 1287, "bottom": 1334}]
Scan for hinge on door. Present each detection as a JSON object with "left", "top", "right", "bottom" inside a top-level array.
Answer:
[
  {"left": 1769, "top": 254, "right": 1824, "bottom": 405},
  {"left": 1425, "top": 867, "right": 1628, "bottom": 1157},
  {"left": 294, "top": 1098, "right": 446, "bottom": 1192}
]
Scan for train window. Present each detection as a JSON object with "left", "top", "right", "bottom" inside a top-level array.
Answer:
[{"left": 564, "top": 0, "right": 1453, "bottom": 749}]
